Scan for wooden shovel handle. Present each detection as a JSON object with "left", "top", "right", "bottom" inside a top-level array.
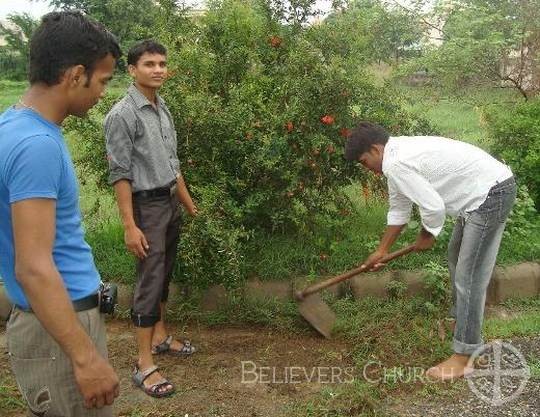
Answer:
[{"left": 297, "top": 244, "right": 416, "bottom": 299}]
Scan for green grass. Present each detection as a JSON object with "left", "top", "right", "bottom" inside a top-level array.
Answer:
[
  {"left": 0, "top": 76, "right": 130, "bottom": 113},
  {"left": 284, "top": 294, "right": 540, "bottom": 417},
  {"left": 528, "top": 355, "right": 540, "bottom": 380},
  {"left": 0, "top": 379, "right": 25, "bottom": 412},
  {"left": 243, "top": 190, "right": 447, "bottom": 283},
  {"left": 287, "top": 380, "right": 384, "bottom": 417},
  {"left": 0, "top": 80, "right": 26, "bottom": 112},
  {"left": 484, "top": 298, "right": 540, "bottom": 339},
  {"left": 396, "top": 85, "right": 523, "bottom": 148},
  {"left": 2, "top": 266, "right": 538, "bottom": 417},
  {"left": 417, "top": 99, "right": 486, "bottom": 144}
]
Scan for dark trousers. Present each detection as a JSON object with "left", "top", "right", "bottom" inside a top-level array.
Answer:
[{"left": 131, "top": 193, "right": 181, "bottom": 327}]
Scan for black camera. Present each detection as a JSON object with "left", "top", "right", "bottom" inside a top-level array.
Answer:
[{"left": 99, "top": 282, "right": 118, "bottom": 315}]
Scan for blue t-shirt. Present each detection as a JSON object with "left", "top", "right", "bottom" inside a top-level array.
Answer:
[{"left": 0, "top": 107, "right": 100, "bottom": 309}]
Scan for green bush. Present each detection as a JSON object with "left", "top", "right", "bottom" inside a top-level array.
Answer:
[
  {"left": 64, "top": 95, "right": 120, "bottom": 189},
  {"left": 487, "top": 98, "right": 540, "bottom": 209},
  {"left": 421, "top": 260, "right": 451, "bottom": 315},
  {"left": 66, "top": 0, "right": 432, "bottom": 288},
  {"left": 0, "top": 49, "right": 26, "bottom": 81}
]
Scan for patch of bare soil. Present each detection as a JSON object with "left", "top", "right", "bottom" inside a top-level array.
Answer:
[
  {"left": 384, "top": 336, "right": 540, "bottom": 417},
  {"left": 1, "top": 319, "right": 355, "bottom": 417}
]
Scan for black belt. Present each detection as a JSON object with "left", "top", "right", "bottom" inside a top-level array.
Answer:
[
  {"left": 133, "top": 181, "right": 176, "bottom": 199},
  {"left": 15, "top": 293, "right": 99, "bottom": 313}
]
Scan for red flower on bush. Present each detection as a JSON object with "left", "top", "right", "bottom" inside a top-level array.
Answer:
[
  {"left": 270, "top": 36, "right": 282, "bottom": 48},
  {"left": 362, "top": 184, "right": 371, "bottom": 201},
  {"left": 340, "top": 208, "right": 351, "bottom": 216},
  {"left": 320, "top": 115, "right": 335, "bottom": 125},
  {"left": 339, "top": 128, "right": 351, "bottom": 138}
]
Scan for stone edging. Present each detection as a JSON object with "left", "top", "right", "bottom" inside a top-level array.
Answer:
[{"left": 1, "top": 262, "right": 539, "bottom": 320}]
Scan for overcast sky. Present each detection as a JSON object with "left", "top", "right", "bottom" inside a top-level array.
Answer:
[
  {"left": 0, "top": 0, "right": 53, "bottom": 19},
  {"left": 0, "top": 0, "right": 338, "bottom": 20}
]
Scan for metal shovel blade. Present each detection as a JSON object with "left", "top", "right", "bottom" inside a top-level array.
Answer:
[{"left": 297, "top": 293, "right": 336, "bottom": 339}]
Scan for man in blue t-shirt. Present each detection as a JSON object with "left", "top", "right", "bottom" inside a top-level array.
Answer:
[{"left": 0, "top": 12, "right": 121, "bottom": 416}]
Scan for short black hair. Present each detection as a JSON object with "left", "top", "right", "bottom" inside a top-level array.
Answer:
[
  {"left": 127, "top": 40, "right": 167, "bottom": 66},
  {"left": 29, "top": 11, "right": 121, "bottom": 86},
  {"left": 344, "top": 122, "right": 389, "bottom": 161}
]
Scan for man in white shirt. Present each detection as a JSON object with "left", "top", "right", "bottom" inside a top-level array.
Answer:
[{"left": 345, "top": 121, "right": 516, "bottom": 381}]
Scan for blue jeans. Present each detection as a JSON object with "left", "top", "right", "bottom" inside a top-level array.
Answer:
[{"left": 448, "top": 177, "right": 516, "bottom": 355}]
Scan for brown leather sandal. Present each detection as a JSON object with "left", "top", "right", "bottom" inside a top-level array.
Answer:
[
  {"left": 132, "top": 364, "right": 175, "bottom": 398},
  {"left": 151, "top": 335, "right": 196, "bottom": 356}
]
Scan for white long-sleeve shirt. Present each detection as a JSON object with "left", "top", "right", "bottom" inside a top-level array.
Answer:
[{"left": 382, "top": 136, "right": 513, "bottom": 237}]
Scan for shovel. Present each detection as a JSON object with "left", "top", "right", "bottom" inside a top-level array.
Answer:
[{"left": 295, "top": 244, "right": 416, "bottom": 338}]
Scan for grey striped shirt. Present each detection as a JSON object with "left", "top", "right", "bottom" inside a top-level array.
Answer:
[{"left": 104, "top": 84, "right": 180, "bottom": 192}]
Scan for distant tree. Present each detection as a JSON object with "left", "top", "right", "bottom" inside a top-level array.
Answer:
[
  {"left": 320, "top": 0, "right": 424, "bottom": 65},
  {"left": 0, "top": 13, "right": 39, "bottom": 79},
  {"left": 0, "top": 12, "right": 39, "bottom": 59},
  {"left": 402, "top": 0, "right": 540, "bottom": 98},
  {"left": 40, "top": 0, "right": 159, "bottom": 45},
  {"left": 263, "top": 0, "right": 321, "bottom": 28}
]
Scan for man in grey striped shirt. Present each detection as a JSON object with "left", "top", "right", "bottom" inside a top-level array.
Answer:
[{"left": 104, "top": 40, "right": 197, "bottom": 398}]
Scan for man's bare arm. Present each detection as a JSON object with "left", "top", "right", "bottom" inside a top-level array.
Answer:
[
  {"left": 176, "top": 174, "right": 197, "bottom": 216},
  {"left": 113, "top": 180, "right": 148, "bottom": 259},
  {"left": 362, "top": 224, "right": 407, "bottom": 271},
  {"left": 12, "top": 198, "right": 119, "bottom": 408}
]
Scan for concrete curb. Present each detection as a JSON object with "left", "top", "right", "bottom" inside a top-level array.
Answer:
[
  {"left": 1, "top": 262, "right": 539, "bottom": 320},
  {"left": 348, "top": 263, "right": 540, "bottom": 304},
  {"left": 491, "top": 262, "right": 540, "bottom": 302}
]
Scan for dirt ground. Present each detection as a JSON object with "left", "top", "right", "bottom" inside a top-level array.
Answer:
[
  {"left": 2, "top": 314, "right": 539, "bottom": 417},
  {"left": 1, "top": 319, "right": 355, "bottom": 417},
  {"left": 385, "top": 336, "right": 540, "bottom": 417}
]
